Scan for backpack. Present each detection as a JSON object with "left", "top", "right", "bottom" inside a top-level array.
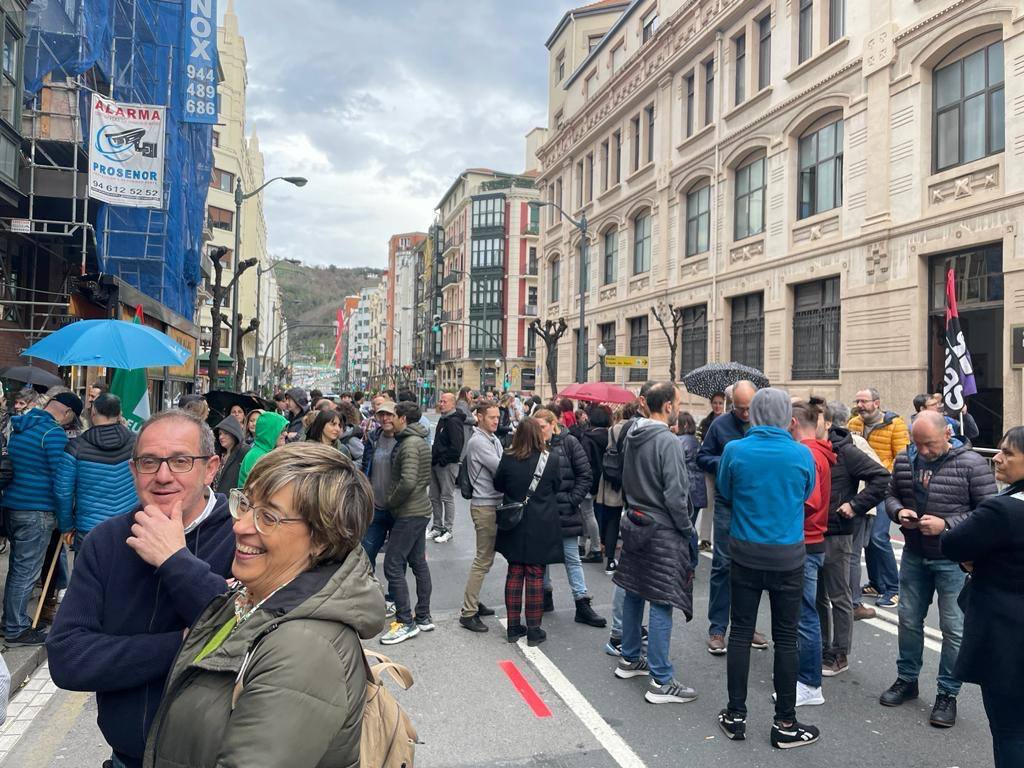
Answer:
[
  {"left": 456, "top": 460, "right": 474, "bottom": 500},
  {"left": 601, "top": 420, "right": 632, "bottom": 492}
]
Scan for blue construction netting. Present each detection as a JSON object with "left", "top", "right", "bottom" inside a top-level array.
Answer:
[{"left": 24, "top": 0, "right": 213, "bottom": 321}]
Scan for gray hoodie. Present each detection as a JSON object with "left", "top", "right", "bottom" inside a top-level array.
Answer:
[
  {"left": 465, "top": 426, "right": 503, "bottom": 505},
  {"left": 622, "top": 417, "right": 691, "bottom": 534}
]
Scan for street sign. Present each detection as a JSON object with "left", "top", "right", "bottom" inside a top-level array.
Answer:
[{"left": 604, "top": 355, "right": 649, "bottom": 368}]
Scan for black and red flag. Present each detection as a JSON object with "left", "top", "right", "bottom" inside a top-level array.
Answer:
[{"left": 942, "top": 268, "right": 977, "bottom": 414}]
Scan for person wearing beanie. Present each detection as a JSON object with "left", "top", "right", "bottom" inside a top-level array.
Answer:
[{"left": 283, "top": 387, "right": 310, "bottom": 443}]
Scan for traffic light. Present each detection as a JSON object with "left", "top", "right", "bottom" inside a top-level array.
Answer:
[{"left": 431, "top": 314, "right": 441, "bottom": 333}]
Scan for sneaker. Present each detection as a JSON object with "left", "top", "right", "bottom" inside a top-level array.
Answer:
[
  {"left": 930, "top": 693, "right": 957, "bottom": 728},
  {"left": 614, "top": 657, "right": 650, "bottom": 679},
  {"left": 425, "top": 526, "right": 441, "bottom": 540},
  {"left": 771, "top": 720, "right": 821, "bottom": 749},
  {"left": 698, "top": 539, "right": 713, "bottom": 551},
  {"left": 876, "top": 593, "right": 899, "bottom": 608},
  {"left": 604, "top": 636, "right": 622, "bottom": 656},
  {"left": 879, "top": 678, "right": 919, "bottom": 707},
  {"left": 380, "top": 621, "right": 420, "bottom": 645},
  {"left": 433, "top": 529, "right": 453, "bottom": 543},
  {"left": 707, "top": 634, "right": 727, "bottom": 655},
  {"left": 822, "top": 653, "right": 849, "bottom": 677},
  {"left": 853, "top": 605, "right": 877, "bottom": 621},
  {"left": 718, "top": 709, "right": 746, "bottom": 741},
  {"left": 645, "top": 678, "right": 697, "bottom": 704},
  {"left": 604, "top": 559, "right": 617, "bottom": 575},
  {"left": 459, "top": 615, "right": 488, "bottom": 633},
  {"left": 4, "top": 628, "right": 47, "bottom": 647},
  {"left": 415, "top": 615, "right": 435, "bottom": 631},
  {"left": 751, "top": 630, "right": 769, "bottom": 649},
  {"left": 862, "top": 583, "right": 881, "bottom": 597},
  {"left": 772, "top": 681, "right": 825, "bottom": 707}
]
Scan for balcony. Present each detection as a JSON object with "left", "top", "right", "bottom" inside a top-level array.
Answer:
[
  {"left": 523, "top": 223, "right": 540, "bottom": 236},
  {"left": 441, "top": 309, "right": 463, "bottom": 322},
  {"left": 442, "top": 272, "right": 460, "bottom": 288},
  {"left": 523, "top": 304, "right": 538, "bottom": 316}
]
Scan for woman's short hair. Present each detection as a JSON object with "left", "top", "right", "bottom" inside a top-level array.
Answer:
[
  {"left": 507, "top": 417, "right": 544, "bottom": 459},
  {"left": 677, "top": 411, "right": 697, "bottom": 435},
  {"left": 1000, "top": 426, "right": 1024, "bottom": 454},
  {"left": 305, "top": 408, "right": 341, "bottom": 444},
  {"left": 533, "top": 408, "right": 559, "bottom": 433},
  {"left": 245, "top": 442, "right": 372, "bottom": 564}
]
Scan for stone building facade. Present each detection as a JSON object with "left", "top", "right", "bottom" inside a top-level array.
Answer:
[{"left": 535, "top": 0, "right": 1023, "bottom": 445}]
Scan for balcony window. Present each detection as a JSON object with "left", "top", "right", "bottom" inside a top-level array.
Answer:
[
  {"left": 685, "top": 73, "right": 695, "bottom": 137},
  {"left": 792, "top": 276, "right": 840, "bottom": 379},
  {"left": 758, "top": 14, "right": 772, "bottom": 90},
  {"left": 686, "top": 183, "right": 711, "bottom": 257},
  {"left": 704, "top": 58, "right": 715, "bottom": 126},
  {"left": 829, "top": 0, "right": 845, "bottom": 44},
  {"left": 734, "top": 153, "right": 766, "bottom": 240},
  {"left": 933, "top": 39, "right": 1004, "bottom": 172},
  {"left": 471, "top": 196, "right": 505, "bottom": 229},
  {"left": 603, "top": 229, "right": 617, "bottom": 284},
  {"left": 208, "top": 206, "right": 234, "bottom": 231},
  {"left": 211, "top": 168, "right": 234, "bottom": 193},
  {"left": 798, "top": 117, "right": 844, "bottom": 219},
  {"left": 632, "top": 211, "right": 651, "bottom": 274},
  {"left": 599, "top": 322, "right": 616, "bottom": 382},
  {"left": 642, "top": 11, "right": 658, "bottom": 43},
  {"left": 730, "top": 292, "right": 764, "bottom": 371},
  {"left": 798, "top": 0, "right": 813, "bottom": 64},
  {"left": 471, "top": 237, "right": 504, "bottom": 269},
  {"left": 628, "top": 315, "right": 648, "bottom": 382},
  {"left": 735, "top": 34, "right": 746, "bottom": 105},
  {"left": 680, "top": 304, "right": 708, "bottom": 375},
  {"left": 550, "top": 257, "right": 561, "bottom": 303}
]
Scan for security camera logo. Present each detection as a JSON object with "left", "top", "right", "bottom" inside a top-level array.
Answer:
[{"left": 94, "top": 125, "right": 158, "bottom": 162}]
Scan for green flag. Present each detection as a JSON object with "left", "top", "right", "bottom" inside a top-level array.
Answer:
[{"left": 109, "top": 305, "right": 151, "bottom": 432}]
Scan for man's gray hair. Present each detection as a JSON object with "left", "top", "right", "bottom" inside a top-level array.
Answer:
[
  {"left": 749, "top": 387, "right": 793, "bottom": 429},
  {"left": 825, "top": 400, "right": 850, "bottom": 425},
  {"left": 134, "top": 409, "right": 216, "bottom": 457},
  {"left": 861, "top": 387, "right": 881, "bottom": 402}
]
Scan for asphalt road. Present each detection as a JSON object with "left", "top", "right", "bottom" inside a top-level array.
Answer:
[{"left": 0, "top": 488, "right": 993, "bottom": 768}]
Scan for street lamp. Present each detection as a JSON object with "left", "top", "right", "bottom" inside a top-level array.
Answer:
[
  {"left": 231, "top": 175, "right": 308, "bottom": 383},
  {"left": 529, "top": 200, "right": 588, "bottom": 384},
  {"left": 587, "top": 342, "right": 607, "bottom": 373},
  {"left": 254, "top": 257, "right": 301, "bottom": 392}
]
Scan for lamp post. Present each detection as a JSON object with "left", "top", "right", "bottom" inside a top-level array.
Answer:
[
  {"left": 529, "top": 201, "right": 588, "bottom": 383},
  {"left": 587, "top": 342, "right": 608, "bottom": 374},
  {"left": 254, "top": 257, "right": 300, "bottom": 392},
  {"left": 231, "top": 175, "right": 308, "bottom": 386}
]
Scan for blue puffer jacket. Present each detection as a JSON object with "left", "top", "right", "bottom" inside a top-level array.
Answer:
[
  {"left": 3, "top": 408, "right": 68, "bottom": 513},
  {"left": 55, "top": 423, "right": 138, "bottom": 535}
]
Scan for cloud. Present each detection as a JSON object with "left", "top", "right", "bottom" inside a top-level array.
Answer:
[{"left": 229, "top": 0, "right": 580, "bottom": 268}]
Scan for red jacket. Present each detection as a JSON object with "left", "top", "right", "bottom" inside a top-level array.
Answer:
[{"left": 802, "top": 438, "right": 836, "bottom": 548}]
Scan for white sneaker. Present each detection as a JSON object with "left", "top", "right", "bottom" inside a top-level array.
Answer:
[
  {"left": 434, "top": 529, "right": 452, "bottom": 543},
  {"left": 772, "top": 682, "right": 825, "bottom": 707},
  {"left": 425, "top": 527, "right": 441, "bottom": 540}
]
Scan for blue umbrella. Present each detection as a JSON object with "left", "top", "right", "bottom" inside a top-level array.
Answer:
[{"left": 22, "top": 319, "right": 190, "bottom": 368}]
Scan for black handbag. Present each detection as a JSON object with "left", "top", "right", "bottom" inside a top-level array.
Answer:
[{"left": 495, "top": 452, "right": 549, "bottom": 531}]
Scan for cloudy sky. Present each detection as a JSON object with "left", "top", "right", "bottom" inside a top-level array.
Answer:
[{"left": 228, "top": 0, "right": 581, "bottom": 269}]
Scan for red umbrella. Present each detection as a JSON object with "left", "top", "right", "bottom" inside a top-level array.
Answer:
[{"left": 559, "top": 382, "right": 637, "bottom": 404}]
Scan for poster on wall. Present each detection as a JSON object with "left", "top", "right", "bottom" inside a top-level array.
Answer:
[
  {"left": 87, "top": 93, "right": 165, "bottom": 208},
  {"left": 182, "top": 0, "right": 219, "bottom": 123}
]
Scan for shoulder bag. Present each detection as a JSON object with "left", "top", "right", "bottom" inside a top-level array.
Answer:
[{"left": 495, "top": 451, "right": 549, "bottom": 531}]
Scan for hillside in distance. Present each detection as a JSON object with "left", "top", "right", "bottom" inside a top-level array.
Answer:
[{"left": 274, "top": 262, "right": 384, "bottom": 362}]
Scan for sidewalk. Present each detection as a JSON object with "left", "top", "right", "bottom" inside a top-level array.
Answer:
[{"left": 0, "top": 546, "right": 49, "bottom": 697}]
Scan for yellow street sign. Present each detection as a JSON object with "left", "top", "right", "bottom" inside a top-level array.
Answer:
[{"left": 604, "top": 355, "right": 649, "bottom": 368}]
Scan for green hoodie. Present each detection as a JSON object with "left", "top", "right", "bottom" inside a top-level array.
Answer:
[{"left": 237, "top": 411, "right": 289, "bottom": 488}]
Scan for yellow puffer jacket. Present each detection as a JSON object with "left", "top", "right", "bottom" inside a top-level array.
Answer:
[{"left": 847, "top": 412, "right": 910, "bottom": 472}]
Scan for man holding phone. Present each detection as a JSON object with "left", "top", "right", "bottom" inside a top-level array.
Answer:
[{"left": 879, "top": 411, "right": 996, "bottom": 728}]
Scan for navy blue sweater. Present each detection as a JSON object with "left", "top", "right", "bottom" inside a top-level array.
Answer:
[
  {"left": 695, "top": 411, "right": 749, "bottom": 476},
  {"left": 45, "top": 494, "right": 236, "bottom": 767}
]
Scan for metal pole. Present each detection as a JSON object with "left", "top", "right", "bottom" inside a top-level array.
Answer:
[
  {"left": 231, "top": 180, "right": 243, "bottom": 387},
  {"left": 254, "top": 265, "right": 262, "bottom": 391},
  {"left": 576, "top": 214, "right": 588, "bottom": 384}
]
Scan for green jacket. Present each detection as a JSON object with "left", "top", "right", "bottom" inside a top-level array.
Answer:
[
  {"left": 144, "top": 547, "right": 386, "bottom": 768},
  {"left": 385, "top": 422, "right": 432, "bottom": 518},
  {"left": 237, "top": 411, "right": 289, "bottom": 488}
]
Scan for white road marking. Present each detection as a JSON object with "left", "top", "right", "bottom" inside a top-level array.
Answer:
[
  {"left": 500, "top": 618, "right": 648, "bottom": 768},
  {"left": 0, "top": 662, "right": 56, "bottom": 764},
  {"left": 864, "top": 616, "right": 943, "bottom": 653}
]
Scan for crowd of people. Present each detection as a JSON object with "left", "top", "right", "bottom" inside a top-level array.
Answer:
[{"left": 0, "top": 376, "right": 1017, "bottom": 766}]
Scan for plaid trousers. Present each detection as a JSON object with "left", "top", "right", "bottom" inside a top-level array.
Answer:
[{"left": 505, "top": 563, "right": 545, "bottom": 628}]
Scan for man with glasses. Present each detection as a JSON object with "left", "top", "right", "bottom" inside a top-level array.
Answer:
[
  {"left": 2, "top": 391, "right": 82, "bottom": 647},
  {"left": 46, "top": 410, "right": 236, "bottom": 768}
]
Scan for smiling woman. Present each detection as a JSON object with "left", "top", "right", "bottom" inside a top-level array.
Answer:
[{"left": 143, "top": 443, "right": 386, "bottom": 768}]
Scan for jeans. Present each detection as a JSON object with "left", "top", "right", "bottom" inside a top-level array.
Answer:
[
  {"left": 578, "top": 495, "right": 600, "bottom": 554},
  {"left": 727, "top": 561, "right": 803, "bottom": 722},
  {"left": 797, "top": 552, "right": 825, "bottom": 688},
  {"left": 361, "top": 507, "right": 395, "bottom": 568},
  {"left": 2, "top": 510, "right": 56, "bottom": 638},
  {"left": 848, "top": 514, "right": 871, "bottom": 608},
  {"left": 698, "top": 475, "right": 714, "bottom": 542},
  {"left": 428, "top": 463, "right": 458, "bottom": 532},
  {"left": 594, "top": 503, "right": 621, "bottom": 561},
  {"left": 708, "top": 502, "right": 732, "bottom": 636},
  {"left": 816, "top": 534, "right": 854, "bottom": 655},
  {"left": 622, "top": 592, "right": 674, "bottom": 684},
  {"left": 896, "top": 548, "right": 965, "bottom": 696},
  {"left": 461, "top": 505, "right": 497, "bottom": 618},
  {"left": 982, "top": 686, "right": 1024, "bottom": 768},
  {"left": 383, "top": 516, "right": 432, "bottom": 625},
  {"left": 543, "top": 537, "right": 588, "bottom": 600},
  {"left": 866, "top": 505, "right": 899, "bottom": 596}
]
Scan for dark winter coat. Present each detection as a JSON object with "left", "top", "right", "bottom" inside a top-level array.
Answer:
[
  {"left": 385, "top": 422, "right": 432, "bottom": 518},
  {"left": 678, "top": 433, "right": 707, "bottom": 510},
  {"left": 431, "top": 409, "right": 466, "bottom": 466},
  {"left": 613, "top": 513, "right": 693, "bottom": 618},
  {"left": 212, "top": 416, "right": 249, "bottom": 496},
  {"left": 493, "top": 449, "right": 563, "bottom": 565},
  {"left": 941, "top": 481, "right": 1024, "bottom": 696},
  {"left": 4, "top": 407, "right": 68, "bottom": 512},
  {"left": 884, "top": 442, "right": 997, "bottom": 559},
  {"left": 580, "top": 426, "right": 609, "bottom": 497},
  {"left": 54, "top": 422, "right": 137, "bottom": 535},
  {"left": 549, "top": 430, "right": 592, "bottom": 538},
  {"left": 825, "top": 426, "right": 890, "bottom": 536},
  {"left": 695, "top": 411, "right": 748, "bottom": 476}
]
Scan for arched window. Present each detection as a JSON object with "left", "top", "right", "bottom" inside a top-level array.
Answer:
[
  {"left": 798, "top": 114, "right": 844, "bottom": 219},
  {"left": 734, "top": 151, "right": 766, "bottom": 240},
  {"left": 934, "top": 37, "right": 1004, "bottom": 172},
  {"left": 602, "top": 228, "right": 618, "bottom": 284},
  {"left": 632, "top": 210, "right": 651, "bottom": 274},
  {"left": 549, "top": 257, "right": 561, "bottom": 303},
  {"left": 685, "top": 181, "right": 711, "bottom": 256}
]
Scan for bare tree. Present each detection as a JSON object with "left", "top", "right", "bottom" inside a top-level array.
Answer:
[
  {"left": 207, "top": 247, "right": 256, "bottom": 390},
  {"left": 529, "top": 317, "right": 568, "bottom": 397},
  {"left": 234, "top": 315, "right": 259, "bottom": 391},
  {"left": 651, "top": 301, "right": 685, "bottom": 382}
]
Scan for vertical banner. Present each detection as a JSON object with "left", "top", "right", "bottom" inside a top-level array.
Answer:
[
  {"left": 110, "top": 305, "right": 153, "bottom": 432},
  {"left": 88, "top": 94, "right": 166, "bottom": 208},
  {"left": 183, "top": 0, "right": 219, "bottom": 123},
  {"left": 942, "top": 268, "right": 978, "bottom": 414}
]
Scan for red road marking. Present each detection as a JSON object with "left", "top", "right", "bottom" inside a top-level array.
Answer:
[{"left": 499, "top": 660, "right": 552, "bottom": 718}]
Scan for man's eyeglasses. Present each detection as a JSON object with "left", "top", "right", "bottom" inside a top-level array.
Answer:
[
  {"left": 133, "top": 455, "right": 212, "bottom": 474},
  {"left": 228, "top": 489, "right": 305, "bottom": 534}
]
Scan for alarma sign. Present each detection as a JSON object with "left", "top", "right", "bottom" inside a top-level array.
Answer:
[
  {"left": 182, "top": 0, "right": 218, "bottom": 123},
  {"left": 87, "top": 94, "right": 165, "bottom": 208}
]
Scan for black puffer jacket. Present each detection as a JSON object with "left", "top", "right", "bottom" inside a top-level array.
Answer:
[
  {"left": 826, "top": 426, "right": 890, "bottom": 536},
  {"left": 549, "top": 430, "right": 592, "bottom": 537},
  {"left": 884, "top": 442, "right": 997, "bottom": 559},
  {"left": 614, "top": 512, "right": 693, "bottom": 618},
  {"left": 580, "top": 427, "right": 608, "bottom": 497},
  {"left": 431, "top": 409, "right": 466, "bottom": 466}
]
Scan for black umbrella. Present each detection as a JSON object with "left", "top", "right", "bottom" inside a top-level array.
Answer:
[
  {"left": 203, "top": 390, "right": 276, "bottom": 427},
  {"left": 0, "top": 365, "right": 64, "bottom": 391},
  {"left": 682, "top": 362, "right": 770, "bottom": 400}
]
